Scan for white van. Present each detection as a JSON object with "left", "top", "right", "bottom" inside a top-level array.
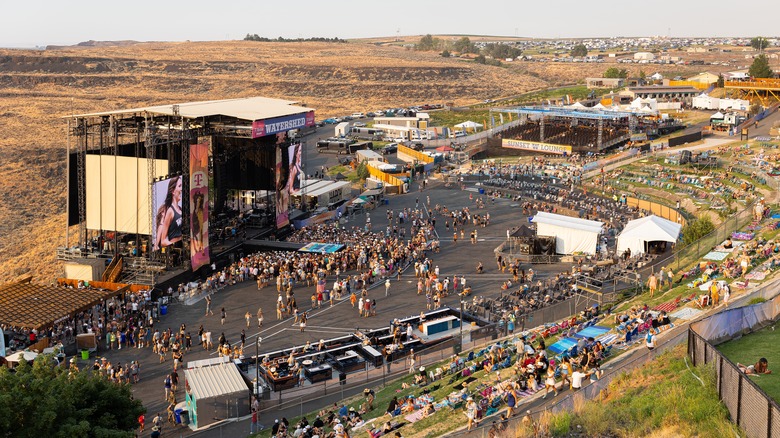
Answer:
[
  {"left": 351, "top": 112, "right": 365, "bottom": 119},
  {"left": 452, "top": 131, "right": 466, "bottom": 138}
]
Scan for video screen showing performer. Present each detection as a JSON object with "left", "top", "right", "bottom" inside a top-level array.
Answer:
[{"left": 152, "top": 176, "right": 183, "bottom": 251}]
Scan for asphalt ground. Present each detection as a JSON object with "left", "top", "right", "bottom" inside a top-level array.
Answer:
[{"left": 88, "top": 176, "right": 574, "bottom": 436}]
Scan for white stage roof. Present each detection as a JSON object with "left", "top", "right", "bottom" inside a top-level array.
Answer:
[{"left": 70, "top": 96, "right": 313, "bottom": 122}]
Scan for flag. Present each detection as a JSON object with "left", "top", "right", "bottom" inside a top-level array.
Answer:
[
  {"left": 499, "top": 113, "right": 504, "bottom": 124},
  {"left": 491, "top": 116, "right": 496, "bottom": 127},
  {"left": 508, "top": 112, "right": 513, "bottom": 121}
]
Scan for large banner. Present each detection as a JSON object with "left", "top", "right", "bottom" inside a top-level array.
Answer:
[
  {"left": 252, "top": 111, "right": 315, "bottom": 138},
  {"left": 190, "top": 143, "right": 210, "bottom": 271},
  {"left": 502, "top": 139, "right": 572, "bottom": 155},
  {"left": 276, "top": 147, "right": 290, "bottom": 229},
  {"left": 152, "top": 176, "right": 183, "bottom": 252},
  {"left": 288, "top": 143, "right": 303, "bottom": 193}
]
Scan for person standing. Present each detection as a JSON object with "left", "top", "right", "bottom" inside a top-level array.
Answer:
[
  {"left": 250, "top": 408, "right": 259, "bottom": 434},
  {"left": 257, "top": 307, "right": 264, "bottom": 328},
  {"left": 245, "top": 311, "right": 251, "bottom": 328},
  {"left": 221, "top": 307, "right": 227, "bottom": 325},
  {"left": 647, "top": 273, "right": 658, "bottom": 298},
  {"left": 205, "top": 295, "right": 213, "bottom": 316},
  {"left": 300, "top": 312, "right": 308, "bottom": 332},
  {"left": 645, "top": 329, "right": 657, "bottom": 351},
  {"left": 385, "top": 279, "right": 391, "bottom": 297}
]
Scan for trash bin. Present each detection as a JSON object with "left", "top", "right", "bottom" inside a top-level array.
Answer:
[
  {"left": 383, "top": 199, "right": 389, "bottom": 205},
  {"left": 180, "top": 410, "right": 189, "bottom": 425},
  {"left": 160, "top": 305, "right": 168, "bottom": 315},
  {"left": 81, "top": 350, "right": 89, "bottom": 360},
  {"left": 174, "top": 408, "right": 183, "bottom": 424},
  {"left": 478, "top": 188, "right": 485, "bottom": 194}
]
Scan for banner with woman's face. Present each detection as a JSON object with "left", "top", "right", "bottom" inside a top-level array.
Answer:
[
  {"left": 276, "top": 147, "right": 290, "bottom": 228},
  {"left": 190, "top": 143, "right": 210, "bottom": 271},
  {"left": 151, "top": 176, "right": 182, "bottom": 251}
]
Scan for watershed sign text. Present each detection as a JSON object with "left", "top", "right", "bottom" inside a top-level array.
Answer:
[
  {"left": 252, "top": 111, "right": 315, "bottom": 138},
  {"left": 502, "top": 139, "right": 572, "bottom": 155}
]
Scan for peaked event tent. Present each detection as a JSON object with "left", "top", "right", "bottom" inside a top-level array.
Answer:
[
  {"left": 454, "top": 121, "right": 483, "bottom": 131},
  {"left": 616, "top": 215, "right": 682, "bottom": 256},
  {"left": 531, "top": 212, "right": 603, "bottom": 255}
]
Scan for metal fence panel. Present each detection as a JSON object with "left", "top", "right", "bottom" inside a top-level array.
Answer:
[
  {"left": 772, "top": 404, "right": 780, "bottom": 438},
  {"left": 721, "top": 362, "right": 741, "bottom": 424},
  {"left": 740, "top": 380, "right": 770, "bottom": 438}
]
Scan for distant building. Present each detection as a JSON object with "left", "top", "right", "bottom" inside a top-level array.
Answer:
[
  {"left": 621, "top": 86, "right": 699, "bottom": 102},
  {"left": 586, "top": 77, "right": 625, "bottom": 89},
  {"left": 633, "top": 52, "right": 655, "bottom": 61}
]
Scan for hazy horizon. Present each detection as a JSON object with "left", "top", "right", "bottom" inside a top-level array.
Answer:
[{"left": 3, "top": 0, "right": 778, "bottom": 48}]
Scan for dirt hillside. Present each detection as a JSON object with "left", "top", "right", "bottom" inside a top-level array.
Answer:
[{"left": 0, "top": 40, "right": 553, "bottom": 282}]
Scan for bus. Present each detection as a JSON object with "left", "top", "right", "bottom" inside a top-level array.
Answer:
[{"left": 350, "top": 127, "right": 385, "bottom": 140}]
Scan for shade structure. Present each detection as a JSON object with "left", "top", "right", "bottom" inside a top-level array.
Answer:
[
  {"left": 616, "top": 215, "right": 682, "bottom": 256},
  {"left": 436, "top": 145, "right": 454, "bottom": 152},
  {"left": 531, "top": 212, "right": 603, "bottom": 255},
  {"left": 454, "top": 121, "right": 483, "bottom": 129}
]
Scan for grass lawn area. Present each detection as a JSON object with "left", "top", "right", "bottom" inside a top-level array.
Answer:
[
  {"left": 428, "top": 110, "right": 496, "bottom": 130},
  {"left": 546, "top": 344, "right": 743, "bottom": 437},
  {"left": 717, "top": 325, "right": 780, "bottom": 404}
]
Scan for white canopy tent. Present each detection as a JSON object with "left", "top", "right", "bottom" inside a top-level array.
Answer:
[
  {"left": 454, "top": 121, "right": 483, "bottom": 131},
  {"left": 616, "top": 215, "right": 682, "bottom": 256},
  {"left": 531, "top": 212, "right": 603, "bottom": 255}
]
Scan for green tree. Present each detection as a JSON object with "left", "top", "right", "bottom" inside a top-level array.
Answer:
[
  {"left": 415, "top": 34, "right": 440, "bottom": 51},
  {"left": 604, "top": 67, "right": 628, "bottom": 78},
  {"left": 749, "top": 54, "right": 774, "bottom": 78},
  {"left": 0, "top": 356, "right": 145, "bottom": 437},
  {"left": 681, "top": 216, "right": 715, "bottom": 245},
  {"left": 638, "top": 69, "right": 647, "bottom": 80},
  {"left": 452, "top": 37, "right": 477, "bottom": 54},
  {"left": 716, "top": 74, "right": 724, "bottom": 88},
  {"left": 570, "top": 44, "right": 588, "bottom": 57},
  {"left": 356, "top": 161, "right": 369, "bottom": 181},
  {"left": 441, "top": 49, "right": 451, "bottom": 58},
  {"left": 751, "top": 36, "right": 769, "bottom": 51},
  {"left": 483, "top": 43, "right": 522, "bottom": 60}
]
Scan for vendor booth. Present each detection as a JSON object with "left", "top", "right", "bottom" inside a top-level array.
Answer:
[
  {"left": 616, "top": 215, "right": 682, "bottom": 256},
  {"left": 531, "top": 212, "right": 603, "bottom": 255},
  {"left": 184, "top": 356, "right": 250, "bottom": 430}
]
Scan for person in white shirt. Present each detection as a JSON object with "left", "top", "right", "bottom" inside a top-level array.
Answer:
[
  {"left": 571, "top": 370, "right": 587, "bottom": 390},
  {"left": 385, "top": 279, "right": 391, "bottom": 296}
]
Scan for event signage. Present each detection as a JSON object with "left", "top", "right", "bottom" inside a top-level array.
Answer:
[
  {"left": 275, "top": 147, "right": 290, "bottom": 229},
  {"left": 630, "top": 133, "right": 648, "bottom": 142},
  {"left": 252, "top": 111, "right": 315, "bottom": 138},
  {"left": 502, "top": 139, "right": 572, "bottom": 155},
  {"left": 189, "top": 143, "right": 210, "bottom": 271}
]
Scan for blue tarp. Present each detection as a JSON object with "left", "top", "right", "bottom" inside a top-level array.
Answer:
[
  {"left": 548, "top": 337, "right": 578, "bottom": 354},
  {"left": 574, "top": 326, "right": 611, "bottom": 339}
]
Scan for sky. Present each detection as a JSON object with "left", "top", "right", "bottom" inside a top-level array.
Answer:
[{"left": 2, "top": 1, "right": 779, "bottom": 48}]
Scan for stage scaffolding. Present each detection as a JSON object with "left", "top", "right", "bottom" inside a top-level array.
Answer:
[{"left": 60, "top": 97, "right": 315, "bottom": 285}]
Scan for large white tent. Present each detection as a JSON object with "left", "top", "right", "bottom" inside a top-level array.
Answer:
[
  {"left": 616, "top": 215, "right": 682, "bottom": 256},
  {"left": 531, "top": 212, "right": 603, "bottom": 255}
]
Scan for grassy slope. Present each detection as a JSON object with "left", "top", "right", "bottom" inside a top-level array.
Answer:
[
  {"left": 717, "top": 324, "right": 780, "bottom": 404},
  {"left": 545, "top": 345, "right": 743, "bottom": 438}
]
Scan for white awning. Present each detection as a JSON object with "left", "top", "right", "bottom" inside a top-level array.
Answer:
[
  {"left": 616, "top": 215, "right": 681, "bottom": 256},
  {"left": 184, "top": 358, "right": 248, "bottom": 400},
  {"left": 531, "top": 212, "right": 603, "bottom": 255}
]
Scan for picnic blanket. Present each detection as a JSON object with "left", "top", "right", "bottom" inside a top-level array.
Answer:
[
  {"left": 597, "top": 333, "right": 619, "bottom": 346},
  {"left": 745, "top": 271, "right": 767, "bottom": 281},
  {"left": 548, "top": 337, "right": 578, "bottom": 354},
  {"left": 670, "top": 307, "right": 703, "bottom": 321},
  {"left": 653, "top": 300, "right": 678, "bottom": 313},
  {"left": 404, "top": 410, "right": 426, "bottom": 424},
  {"left": 703, "top": 251, "right": 731, "bottom": 261},
  {"left": 574, "top": 326, "right": 611, "bottom": 339}
]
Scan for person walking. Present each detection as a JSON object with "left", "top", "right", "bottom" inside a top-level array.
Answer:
[
  {"left": 221, "top": 307, "right": 227, "bottom": 325},
  {"left": 245, "top": 311, "right": 251, "bottom": 328},
  {"left": 385, "top": 279, "right": 391, "bottom": 297},
  {"left": 300, "top": 312, "right": 308, "bottom": 332},
  {"left": 257, "top": 307, "right": 264, "bottom": 328}
]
